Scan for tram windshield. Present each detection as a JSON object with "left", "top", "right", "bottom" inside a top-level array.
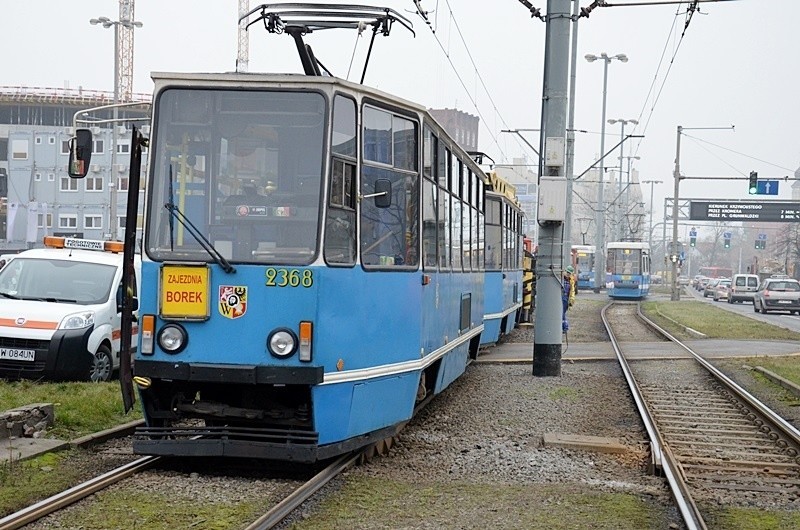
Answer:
[
  {"left": 146, "top": 88, "right": 326, "bottom": 265},
  {"left": 607, "top": 248, "right": 642, "bottom": 275}
]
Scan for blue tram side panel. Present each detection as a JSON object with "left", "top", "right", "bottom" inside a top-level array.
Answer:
[
  {"left": 480, "top": 171, "right": 524, "bottom": 347},
  {"left": 606, "top": 241, "right": 651, "bottom": 300},
  {"left": 122, "top": 5, "right": 524, "bottom": 463},
  {"left": 571, "top": 244, "right": 596, "bottom": 290}
]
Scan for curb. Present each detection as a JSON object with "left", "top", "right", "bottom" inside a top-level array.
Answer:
[{"left": 753, "top": 366, "right": 800, "bottom": 397}]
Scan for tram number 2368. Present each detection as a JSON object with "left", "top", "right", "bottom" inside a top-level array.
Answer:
[{"left": 265, "top": 268, "right": 314, "bottom": 288}]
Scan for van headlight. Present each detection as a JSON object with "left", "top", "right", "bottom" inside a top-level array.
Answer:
[{"left": 59, "top": 311, "right": 95, "bottom": 330}]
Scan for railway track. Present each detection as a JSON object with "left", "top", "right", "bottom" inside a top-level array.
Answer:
[
  {"left": 0, "top": 443, "right": 371, "bottom": 530},
  {"left": 603, "top": 301, "right": 800, "bottom": 530}
]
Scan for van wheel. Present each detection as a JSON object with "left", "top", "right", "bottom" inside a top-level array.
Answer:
[{"left": 89, "top": 345, "right": 114, "bottom": 383}]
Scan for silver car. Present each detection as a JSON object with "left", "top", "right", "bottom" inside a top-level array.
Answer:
[{"left": 753, "top": 277, "right": 800, "bottom": 314}]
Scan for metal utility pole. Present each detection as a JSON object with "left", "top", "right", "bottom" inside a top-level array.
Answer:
[
  {"left": 533, "top": 0, "right": 571, "bottom": 377},
  {"left": 562, "top": 0, "right": 580, "bottom": 268},
  {"left": 670, "top": 125, "right": 734, "bottom": 300},
  {"left": 670, "top": 126, "right": 682, "bottom": 301}
]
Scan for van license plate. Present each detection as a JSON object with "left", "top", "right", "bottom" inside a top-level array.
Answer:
[{"left": 0, "top": 348, "right": 35, "bottom": 361}]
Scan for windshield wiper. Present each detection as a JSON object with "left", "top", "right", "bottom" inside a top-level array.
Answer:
[
  {"left": 0, "top": 292, "right": 19, "bottom": 299},
  {"left": 164, "top": 203, "right": 236, "bottom": 274},
  {"left": 20, "top": 296, "right": 78, "bottom": 303}
]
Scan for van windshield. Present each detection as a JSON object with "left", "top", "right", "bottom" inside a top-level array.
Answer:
[{"left": 0, "top": 258, "right": 117, "bottom": 305}]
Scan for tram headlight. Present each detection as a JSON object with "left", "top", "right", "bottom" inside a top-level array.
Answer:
[
  {"left": 158, "top": 323, "right": 188, "bottom": 354},
  {"left": 268, "top": 328, "right": 298, "bottom": 358}
]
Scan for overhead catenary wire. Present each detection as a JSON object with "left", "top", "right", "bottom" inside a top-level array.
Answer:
[
  {"left": 682, "top": 133, "right": 796, "bottom": 174},
  {"left": 410, "top": 0, "right": 536, "bottom": 163}
]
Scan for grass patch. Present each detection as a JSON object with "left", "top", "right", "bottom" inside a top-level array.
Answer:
[
  {"left": 548, "top": 386, "right": 581, "bottom": 401},
  {"left": 57, "top": 489, "right": 262, "bottom": 530},
  {"left": 746, "top": 356, "right": 800, "bottom": 386},
  {"left": 641, "top": 300, "right": 800, "bottom": 341},
  {"left": 0, "top": 451, "right": 82, "bottom": 515},
  {"left": 0, "top": 380, "right": 142, "bottom": 439},
  {"left": 292, "top": 477, "right": 672, "bottom": 529},
  {"left": 705, "top": 505, "right": 800, "bottom": 530}
]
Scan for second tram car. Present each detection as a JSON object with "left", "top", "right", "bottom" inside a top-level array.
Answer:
[
  {"left": 606, "top": 241, "right": 651, "bottom": 299},
  {"left": 66, "top": 6, "right": 526, "bottom": 463},
  {"left": 571, "top": 244, "right": 596, "bottom": 290},
  {"left": 480, "top": 172, "right": 524, "bottom": 347}
]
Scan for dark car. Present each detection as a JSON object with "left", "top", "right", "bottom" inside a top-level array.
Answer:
[{"left": 753, "top": 277, "right": 800, "bottom": 314}]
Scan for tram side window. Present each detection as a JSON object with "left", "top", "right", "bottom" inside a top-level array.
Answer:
[
  {"left": 438, "top": 146, "right": 451, "bottom": 270},
  {"left": 485, "top": 197, "right": 502, "bottom": 271},
  {"left": 476, "top": 179, "right": 485, "bottom": 270},
  {"left": 361, "top": 106, "right": 419, "bottom": 268},
  {"left": 325, "top": 158, "right": 356, "bottom": 265},
  {"left": 450, "top": 154, "right": 462, "bottom": 271},
  {"left": 422, "top": 126, "right": 438, "bottom": 269},
  {"left": 325, "top": 96, "right": 357, "bottom": 265}
]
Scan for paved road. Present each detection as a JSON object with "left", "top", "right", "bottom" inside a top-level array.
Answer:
[{"left": 684, "top": 284, "right": 800, "bottom": 334}]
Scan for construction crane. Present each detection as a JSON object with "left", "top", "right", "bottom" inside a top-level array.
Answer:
[
  {"left": 237, "top": 0, "right": 250, "bottom": 72},
  {"left": 117, "top": 0, "right": 138, "bottom": 102}
]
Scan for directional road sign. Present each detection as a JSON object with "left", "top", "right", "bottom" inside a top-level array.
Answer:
[
  {"left": 689, "top": 227, "right": 697, "bottom": 237},
  {"left": 690, "top": 200, "right": 800, "bottom": 222},
  {"left": 756, "top": 180, "right": 779, "bottom": 195}
]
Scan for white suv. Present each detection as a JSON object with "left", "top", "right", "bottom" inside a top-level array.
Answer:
[{"left": 729, "top": 273, "right": 759, "bottom": 303}]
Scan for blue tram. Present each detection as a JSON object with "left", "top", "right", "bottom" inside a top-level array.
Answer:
[
  {"left": 571, "top": 244, "right": 596, "bottom": 290},
  {"left": 70, "top": 5, "right": 524, "bottom": 462},
  {"left": 606, "top": 241, "right": 651, "bottom": 299},
  {"left": 479, "top": 172, "right": 524, "bottom": 347}
]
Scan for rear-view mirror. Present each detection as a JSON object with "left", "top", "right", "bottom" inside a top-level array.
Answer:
[
  {"left": 68, "top": 129, "right": 93, "bottom": 178},
  {"left": 374, "top": 178, "right": 392, "bottom": 208}
]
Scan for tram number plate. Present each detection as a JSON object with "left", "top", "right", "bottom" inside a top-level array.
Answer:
[{"left": 0, "top": 348, "right": 35, "bottom": 361}]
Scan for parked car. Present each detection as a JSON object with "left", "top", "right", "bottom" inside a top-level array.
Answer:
[
  {"left": 713, "top": 279, "right": 731, "bottom": 301},
  {"left": 753, "top": 277, "right": 800, "bottom": 314},
  {"left": 696, "top": 276, "right": 711, "bottom": 291},
  {"left": 703, "top": 278, "right": 721, "bottom": 297},
  {"left": 729, "top": 273, "right": 759, "bottom": 303}
]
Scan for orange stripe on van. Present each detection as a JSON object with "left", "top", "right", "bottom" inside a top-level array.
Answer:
[
  {"left": 112, "top": 326, "right": 139, "bottom": 340},
  {"left": 0, "top": 318, "right": 58, "bottom": 330}
]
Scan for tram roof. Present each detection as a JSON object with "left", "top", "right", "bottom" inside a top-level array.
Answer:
[{"left": 151, "top": 71, "right": 427, "bottom": 114}]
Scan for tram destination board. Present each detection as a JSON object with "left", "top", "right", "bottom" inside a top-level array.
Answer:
[{"left": 690, "top": 200, "right": 800, "bottom": 222}]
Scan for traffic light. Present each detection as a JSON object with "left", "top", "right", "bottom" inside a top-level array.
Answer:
[
  {"left": 724, "top": 237, "right": 731, "bottom": 249},
  {"left": 748, "top": 171, "right": 758, "bottom": 194},
  {"left": 690, "top": 235, "right": 697, "bottom": 247}
]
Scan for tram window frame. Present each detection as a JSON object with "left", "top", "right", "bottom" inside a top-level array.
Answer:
[
  {"left": 422, "top": 125, "right": 439, "bottom": 270},
  {"left": 485, "top": 196, "right": 502, "bottom": 271},
  {"left": 360, "top": 104, "right": 420, "bottom": 270},
  {"left": 438, "top": 146, "right": 452, "bottom": 271},
  {"left": 450, "top": 155, "right": 462, "bottom": 272},
  {"left": 462, "top": 167, "right": 472, "bottom": 272}
]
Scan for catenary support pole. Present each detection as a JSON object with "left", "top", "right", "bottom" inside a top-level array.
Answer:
[{"left": 533, "top": 0, "right": 571, "bottom": 377}]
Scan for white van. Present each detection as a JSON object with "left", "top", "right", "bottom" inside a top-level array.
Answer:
[
  {"left": 0, "top": 237, "right": 140, "bottom": 382},
  {"left": 729, "top": 273, "right": 760, "bottom": 303}
]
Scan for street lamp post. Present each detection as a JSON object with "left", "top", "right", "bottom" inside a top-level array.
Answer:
[
  {"left": 585, "top": 53, "right": 628, "bottom": 292},
  {"left": 642, "top": 179, "right": 663, "bottom": 267},
  {"left": 90, "top": 15, "right": 142, "bottom": 240}
]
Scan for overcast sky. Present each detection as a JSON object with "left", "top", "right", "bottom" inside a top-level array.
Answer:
[{"left": 2, "top": 1, "right": 798, "bottom": 234}]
